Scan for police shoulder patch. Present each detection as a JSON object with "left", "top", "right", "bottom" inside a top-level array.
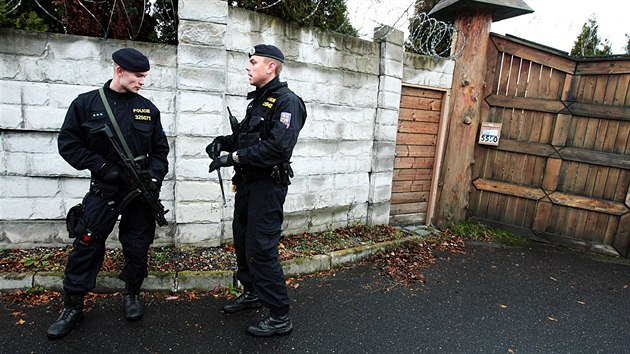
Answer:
[{"left": 279, "top": 112, "right": 291, "bottom": 128}]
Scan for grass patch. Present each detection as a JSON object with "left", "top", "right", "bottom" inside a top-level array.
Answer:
[
  {"left": 448, "top": 220, "right": 529, "bottom": 247},
  {"left": 279, "top": 224, "right": 409, "bottom": 260}
]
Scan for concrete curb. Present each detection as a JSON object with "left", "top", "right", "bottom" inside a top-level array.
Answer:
[{"left": 0, "top": 231, "right": 432, "bottom": 293}]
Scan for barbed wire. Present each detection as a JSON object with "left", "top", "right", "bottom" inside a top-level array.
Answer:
[
  {"left": 407, "top": 13, "right": 466, "bottom": 59},
  {"left": 253, "top": 0, "right": 283, "bottom": 11},
  {"left": 4, "top": 0, "right": 21, "bottom": 14},
  {"left": 77, "top": 0, "right": 107, "bottom": 36},
  {"left": 244, "top": 0, "right": 465, "bottom": 59},
  {"left": 343, "top": 0, "right": 465, "bottom": 59},
  {"left": 3, "top": 0, "right": 465, "bottom": 59},
  {"left": 302, "top": 0, "right": 322, "bottom": 22},
  {"left": 33, "top": 0, "right": 65, "bottom": 27}
]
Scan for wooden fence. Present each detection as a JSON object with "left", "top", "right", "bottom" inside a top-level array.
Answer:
[
  {"left": 390, "top": 86, "right": 447, "bottom": 225},
  {"left": 470, "top": 34, "right": 630, "bottom": 257}
]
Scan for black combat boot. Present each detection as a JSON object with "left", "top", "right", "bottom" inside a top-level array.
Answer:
[
  {"left": 223, "top": 291, "right": 262, "bottom": 313},
  {"left": 247, "top": 313, "right": 293, "bottom": 337},
  {"left": 123, "top": 284, "right": 144, "bottom": 321},
  {"left": 47, "top": 293, "right": 84, "bottom": 339}
]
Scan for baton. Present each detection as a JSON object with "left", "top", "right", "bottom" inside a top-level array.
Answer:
[{"left": 217, "top": 167, "right": 227, "bottom": 207}]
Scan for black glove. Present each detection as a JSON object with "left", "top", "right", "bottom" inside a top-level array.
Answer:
[
  {"left": 140, "top": 170, "right": 159, "bottom": 191},
  {"left": 206, "top": 139, "right": 222, "bottom": 159},
  {"left": 208, "top": 154, "right": 233, "bottom": 173},
  {"left": 97, "top": 162, "right": 121, "bottom": 183}
]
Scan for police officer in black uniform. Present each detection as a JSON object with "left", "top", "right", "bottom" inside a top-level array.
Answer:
[
  {"left": 48, "top": 48, "right": 169, "bottom": 339},
  {"left": 207, "top": 44, "right": 306, "bottom": 337}
]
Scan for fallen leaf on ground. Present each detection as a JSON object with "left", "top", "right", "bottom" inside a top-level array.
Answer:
[
  {"left": 286, "top": 277, "right": 302, "bottom": 288},
  {"left": 548, "top": 316, "right": 558, "bottom": 321},
  {"left": 183, "top": 291, "right": 200, "bottom": 300}
]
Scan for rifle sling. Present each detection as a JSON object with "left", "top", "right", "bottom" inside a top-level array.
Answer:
[
  {"left": 98, "top": 88, "right": 144, "bottom": 162},
  {"left": 117, "top": 189, "right": 142, "bottom": 212}
]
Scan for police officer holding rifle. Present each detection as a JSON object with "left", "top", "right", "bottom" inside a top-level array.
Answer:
[{"left": 48, "top": 48, "right": 169, "bottom": 339}]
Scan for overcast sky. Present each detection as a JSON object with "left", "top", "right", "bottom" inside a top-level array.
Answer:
[{"left": 346, "top": 0, "right": 628, "bottom": 54}]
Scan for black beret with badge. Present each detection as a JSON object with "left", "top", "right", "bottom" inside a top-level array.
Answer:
[
  {"left": 249, "top": 44, "right": 284, "bottom": 63},
  {"left": 112, "top": 48, "right": 150, "bottom": 72}
]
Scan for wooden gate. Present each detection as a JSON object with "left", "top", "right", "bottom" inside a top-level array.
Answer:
[
  {"left": 470, "top": 34, "right": 630, "bottom": 257},
  {"left": 390, "top": 85, "right": 447, "bottom": 225}
]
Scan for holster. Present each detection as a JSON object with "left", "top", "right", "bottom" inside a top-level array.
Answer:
[
  {"left": 272, "top": 162, "right": 293, "bottom": 186},
  {"left": 65, "top": 203, "right": 84, "bottom": 238}
]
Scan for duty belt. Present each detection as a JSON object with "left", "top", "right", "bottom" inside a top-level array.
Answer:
[{"left": 239, "top": 167, "right": 273, "bottom": 182}]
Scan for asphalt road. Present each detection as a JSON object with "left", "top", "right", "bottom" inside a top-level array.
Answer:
[{"left": 2, "top": 242, "right": 629, "bottom": 353}]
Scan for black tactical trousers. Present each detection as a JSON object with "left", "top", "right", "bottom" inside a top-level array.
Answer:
[
  {"left": 63, "top": 188, "right": 156, "bottom": 294},
  {"left": 233, "top": 177, "right": 290, "bottom": 315}
]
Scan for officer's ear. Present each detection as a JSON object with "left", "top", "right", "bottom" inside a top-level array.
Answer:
[
  {"left": 266, "top": 60, "right": 276, "bottom": 75},
  {"left": 114, "top": 64, "right": 125, "bottom": 77}
]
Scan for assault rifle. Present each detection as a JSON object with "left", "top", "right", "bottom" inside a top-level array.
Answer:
[
  {"left": 91, "top": 125, "right": 169, "bottom": 226},
  {"left": 212, "top": 107, "right": 240, "bottom": 207},
  {"left": 227, "top": 106, "right": 239, "bottom": 135}
]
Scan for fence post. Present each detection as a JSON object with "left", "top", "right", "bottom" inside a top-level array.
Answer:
[
  {"left": 367, "top": 26, "right": 404, "bottom": 226},
  {"left": 429, "top": 0, "right": 533, "bottom": 228},
  {"left": 174, "top": 0, "right": 229, "bottom": 247}
]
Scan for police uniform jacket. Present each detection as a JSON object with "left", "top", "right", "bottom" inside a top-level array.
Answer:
[
  {"left": 58, "top": 80, "right": 169, "bottom": 183},
  {"left": 218, "top": 76, "right": 306, "bottom": 181}
]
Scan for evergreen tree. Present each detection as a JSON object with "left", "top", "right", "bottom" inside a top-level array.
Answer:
[
  {"left": 0, "top": 0, "right": 177, "bottom": 44},
  {"left": 231, "top": 0, "right": 357, "bottom": 36},
  {"left": 0, "top": 0, "right": 62, "bottom": 32},
  {"left": 570, "top": 15, "right": 612, "bottom": 57},
  {"left": 624, "top": 34, "right": 630, "bottom": 54}
]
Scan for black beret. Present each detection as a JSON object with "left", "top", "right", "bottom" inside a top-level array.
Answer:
[
  {"left": 112, "top": 48, "right": 150, "bottom": 72},
  {"left": 248, "top": 44, "right": 284, "bottom": 63}
]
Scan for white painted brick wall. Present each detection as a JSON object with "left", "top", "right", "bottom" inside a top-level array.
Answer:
[
  {"left": 178, "top": 67, "right": 226, "bottom": 92},
  {"left": 23, "top": 106, "right": 67, "bottom": 131},
  {"left": 376, "top": 108, "right": 399, "bottom": 127},
  {"left": 178, "top": 21, "right": 226, "bottom": 47},
  {"left": 0, "top": 5, "right": 455, "bottom": 247},
  {"left": 178, "top": 91, "right": 224, "bottom": 114},
  {"left": 176, "top": 180, "right": 221, "bottom": 202},
  {"left": 175, "top": 201, "right": 223, "bottom": 224},
  {"left": 403, "top": 53, "right": 455, "bottom": 89},
  {"left": 4, "top": 133, "right": 55, "bottom": 153},
  {"left": 5, "top": 151, "right": 78, "bottom": 177},
  {"left": 0, "top": 80, "right": 21, "bottom": 103},
  {"left": 176, "top": 223, "right": 222, "bottom": 246},
  {"left": 177, "top": 112, "right": 224, "bottom": 137},
  {"left": 369, "top": 171, "right": 395, "bottom": 203},
  {"left": 0, "top": 104, "right": 22, "bottom": 128},
  {"left": 174, "top": 158, "right": 213, "bottom": 181},
  {"left": 179, "top": 0, "right": 228, "bottom": 24},
  {"left": 143, "top": 90, "right": 176, "bottom": 114}
]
